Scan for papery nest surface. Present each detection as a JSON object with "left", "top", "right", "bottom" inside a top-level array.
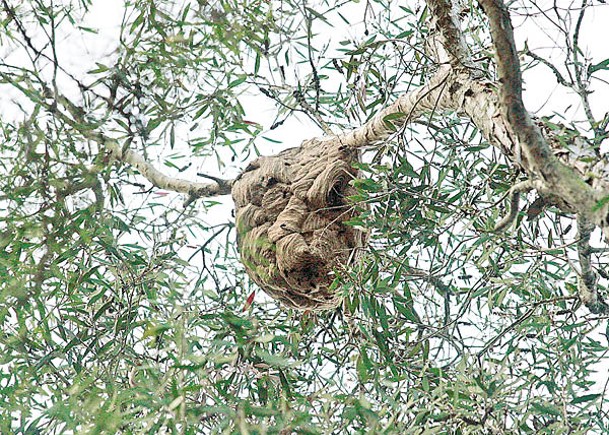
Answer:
[{"left": 231, "top": 138, "right": 368, "bottom": 310}]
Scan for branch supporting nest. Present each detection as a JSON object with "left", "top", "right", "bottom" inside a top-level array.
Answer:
[
  {"left": 231, "top": 139, "right": 368, "bottom": 310},
  {"left": 45, "top": 90, "right": 234, "bottom": 201},
  {"left": 105, "top": 141, "right": 233, "bottom": 198}
]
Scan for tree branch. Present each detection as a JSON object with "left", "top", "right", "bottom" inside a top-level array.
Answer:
[
  {"left": 104, "top": 141, "right": 233, "bottom": 198},
  {"left": 329, "top": 67, "right": 452, "bottom": 149},
  {"left": 477, "top": 0, "right": 557, "bottom": 178},
  {"left": 425, "top": 0, "right": 473, "bottom": 69},
  {"left": 493, "top": 180, "right": 538, "bottom": 232},
  {"left": 524, "top": 46, "right": 571, "bottom": 87},
  {"left": 52, "top": 92, "right": 233, "bottom": 199}
]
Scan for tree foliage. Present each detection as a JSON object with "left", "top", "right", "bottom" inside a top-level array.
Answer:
[{"left": 1, "top": 0, "right": 609, "bottom": 433}]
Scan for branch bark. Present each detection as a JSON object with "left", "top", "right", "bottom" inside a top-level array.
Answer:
[
  {"left": 477, "top": 0, "right": 594, "bottom": 204},
  {"left": 51, "top": 92, "right": 233, "bottom": 199},
  {"left": 103, "top": 141, "right": 233, "bottom": 198},
  {"left": 327, "top": 67, "right": 452, "bottom": 149}
]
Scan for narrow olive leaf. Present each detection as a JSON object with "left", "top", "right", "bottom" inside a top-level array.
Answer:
[
  {"left": 570, "top": 394, "right": 601, "bottom": 405},
  {"left": 383, "top": 112, "right": 406, "bottom": 121},
  {"left": 228, "top": 75, "right": 247, "bottom": 88},
  {"left": 588, "top": 58, "right": 609, "bottom": 74}
]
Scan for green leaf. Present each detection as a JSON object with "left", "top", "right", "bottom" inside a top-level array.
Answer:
[
  {"left": 588, "top": 58, "right": 609, "bottom": 74},
  {"left": 571, "top": 393, "right": 601, "bottom": 405},
  {"left": 228, "top": 75, "right": 247, "bottom": 88},
  {"left": 531, "top": 402, "right": 562, "bottom": 416},
  {"left": 255, "top": 349, "right": 297, "bottom": 368}
]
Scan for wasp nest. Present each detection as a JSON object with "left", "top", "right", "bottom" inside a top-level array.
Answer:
[{"left": 231, "top": 138, "right": 367, "bottom": 310}]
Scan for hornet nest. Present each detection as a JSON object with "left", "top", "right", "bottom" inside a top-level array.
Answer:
[{"left": 231, "top": 138, "right": 368, "bottom": 311}]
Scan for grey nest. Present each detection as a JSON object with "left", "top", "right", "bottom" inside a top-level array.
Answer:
[{"left": 231, "top": 138, "right": 368, "bottom": 310}]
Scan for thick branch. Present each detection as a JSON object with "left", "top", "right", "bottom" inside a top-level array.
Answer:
[
  {"left": 476, "top": 0, "right": 591, "bottom": 200},
  {"left": 477, "top": 0, "right": 555, "bottom": 175},
  {"left": 405, "top": 0, "right": 605, "bottom": 230},
  {"left": 328, "top": 67, "right": 452, "bottom": 149},
  {"left": 576, "top": 217, "right": 609, "bottom": 314}
]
